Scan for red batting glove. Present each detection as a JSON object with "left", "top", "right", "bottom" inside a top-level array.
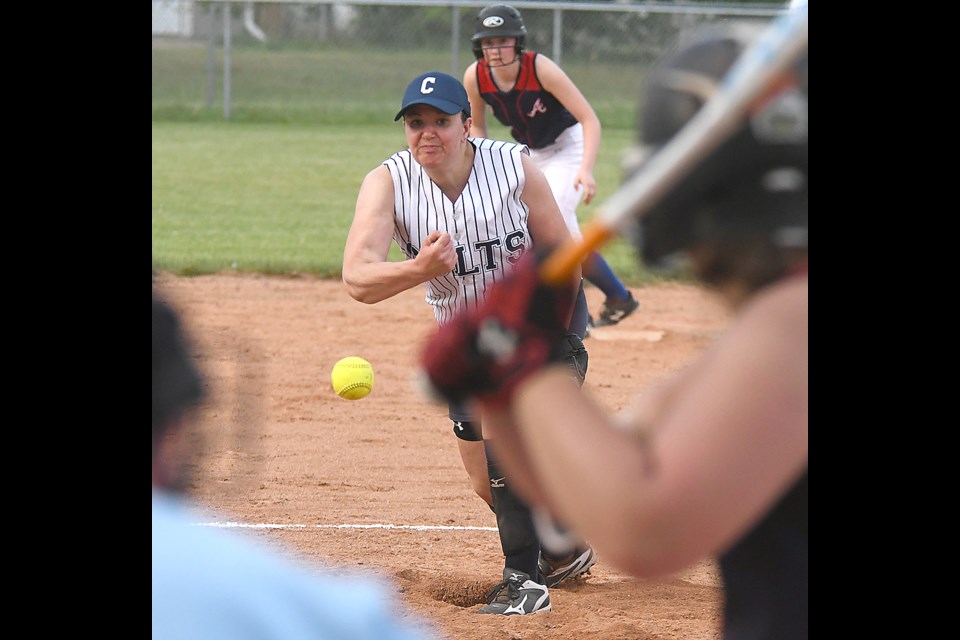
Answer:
[{"left": 418, "top": 250, "right": 576, "bottom": 407}]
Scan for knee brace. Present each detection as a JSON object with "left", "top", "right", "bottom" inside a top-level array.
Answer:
[
  {"left": 452, "top": 419, "right": 482, "bottom": 441},
  {"left": 448, "top": 399, "right": 482, "bottom": 441}
]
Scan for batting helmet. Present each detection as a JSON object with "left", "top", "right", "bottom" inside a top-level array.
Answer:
[
  {"left": 627, "top": 21, "right": 808, "bottom": 275},
  {"left": 471, "top": 4, "right": 527, "bottom": 60}
]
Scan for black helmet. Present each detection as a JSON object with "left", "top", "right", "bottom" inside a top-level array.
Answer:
[
  {"left": 471, "top": 4, "right": 527, "bottom": 60},
  {"left": 628, "top": 21, "right": 808, "bottom": 273}
]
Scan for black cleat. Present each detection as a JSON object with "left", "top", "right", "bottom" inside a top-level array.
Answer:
[
  {"left": 593, "top": 292, "right": 640, "bottom": 327},
  {"left": 478, "top": 568, "right": 551, "bottom": 615},
  {"left": 539, "top": 545, "right": 597, "bottom": 587}
]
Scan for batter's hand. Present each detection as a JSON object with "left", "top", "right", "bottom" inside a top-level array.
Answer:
[{"left": 419, "top": 250, "right": 577, "bottom": 406}]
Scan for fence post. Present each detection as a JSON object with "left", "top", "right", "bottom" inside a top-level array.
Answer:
[
  {"left": 206, "top": 2, "right": 216, "bottom": 108},
  {"left": 451, "top": 5, "right": 460, "bottom": 78},
  {"left": 552, "top": 7, "right": 562, "bottom": 65},
  {"left": 223, "top": 1, "right": 232, "bottom": 120}
]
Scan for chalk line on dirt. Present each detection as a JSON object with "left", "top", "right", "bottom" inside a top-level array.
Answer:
[{"left": 195, "top": 522, "right": 498, "bottom": 531}]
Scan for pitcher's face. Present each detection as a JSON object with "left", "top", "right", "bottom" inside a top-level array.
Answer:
[{"left": 403, "top": 106, "right": 470, "bottom": 167}]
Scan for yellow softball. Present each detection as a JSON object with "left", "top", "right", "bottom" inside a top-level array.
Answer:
[{"left": 331, "top": 356, "right": 374, "bottom": 400}]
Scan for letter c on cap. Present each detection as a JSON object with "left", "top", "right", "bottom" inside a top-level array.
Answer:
[{"left": 420, "top": 77, "right": 436, "bottom": 95}]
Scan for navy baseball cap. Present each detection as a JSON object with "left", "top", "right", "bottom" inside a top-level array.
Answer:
[{"left": 394, "top": 72, "right": 471, "bottom": 121}]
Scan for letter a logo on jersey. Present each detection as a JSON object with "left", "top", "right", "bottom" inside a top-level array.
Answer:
[{"left": 527, "top": 98, "right": 547, "bottom": 118}]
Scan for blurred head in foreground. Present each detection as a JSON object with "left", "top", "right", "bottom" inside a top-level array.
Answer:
[
  {"left": 152, "top": 291, "right": 205, "bottom": 493},
  {"left": 626, "top": 21, "right": 808, "bottom": 305}
]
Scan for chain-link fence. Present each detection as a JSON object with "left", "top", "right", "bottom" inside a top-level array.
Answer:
[{"left": 152, "top": 1, "right": 788, "bottom": 127}]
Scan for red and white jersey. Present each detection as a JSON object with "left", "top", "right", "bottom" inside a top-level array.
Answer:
[
  {"left": 383, "top": 137, "right": 533, "bottom": 325},
  {"left": 475, "top": 51, "right": 577, "bottom": 149}
]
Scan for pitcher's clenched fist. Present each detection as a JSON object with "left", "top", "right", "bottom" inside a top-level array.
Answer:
[{"left": 415, "top": 230, "right": 457, "bottom": 279}]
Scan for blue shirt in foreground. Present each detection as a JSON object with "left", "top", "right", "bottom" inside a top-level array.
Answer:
[{"left": 152, "top": 490, "right": 437, "bottom": 640}]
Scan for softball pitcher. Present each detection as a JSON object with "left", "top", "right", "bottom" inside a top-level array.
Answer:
[{"left": 343, "top": 71, "right": 592, "bottom": 615}]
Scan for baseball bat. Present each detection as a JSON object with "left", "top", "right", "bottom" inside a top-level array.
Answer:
[{"left": 539, "top": 5, "right": 808, "bottom": 285}]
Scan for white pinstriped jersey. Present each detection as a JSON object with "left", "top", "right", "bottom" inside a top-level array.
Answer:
[{"left": 384, "top": 137, "right": 533, "bottom": 325}]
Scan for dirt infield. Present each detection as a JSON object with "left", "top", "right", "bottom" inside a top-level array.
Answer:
[{"left": 154, "top": 272, "right": 732, "bottom": 640}]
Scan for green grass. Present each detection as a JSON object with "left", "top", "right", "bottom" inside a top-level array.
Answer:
[
  {"left": 153, "top": 121, "right": 404, "bottom": 275},
  {"left": 152, "top": 43, "right": 642, "bottom": 129},
  {"left": 152, "top": 119, "right": 679, "bottom": 284}
]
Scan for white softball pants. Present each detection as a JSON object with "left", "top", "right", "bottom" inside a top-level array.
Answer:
[{"left": 528, "top": 122, "right": 585, "bottom": 241}]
